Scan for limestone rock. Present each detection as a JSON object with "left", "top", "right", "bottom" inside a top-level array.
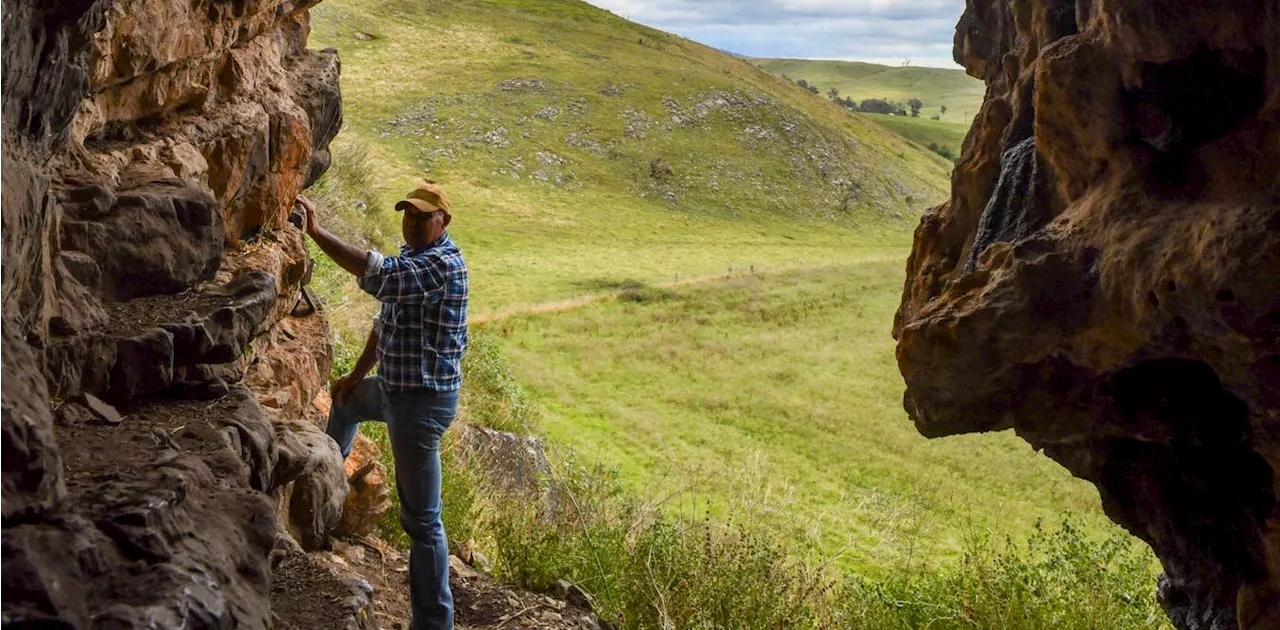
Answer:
[
  {"left": 455, "top": 423, "right": 553, "bottom": 499},
  {"left": 896, "top": 2, "right": 1280, "bottom": 629}
]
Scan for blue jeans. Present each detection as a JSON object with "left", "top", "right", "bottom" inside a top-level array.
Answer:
[{"left": 327, "top": 376, "right": 458, "bottom": 630}]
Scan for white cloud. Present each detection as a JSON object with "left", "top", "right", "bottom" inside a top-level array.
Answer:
[{"left": 585, "top": 0, "right": 966, "bottom": 68}]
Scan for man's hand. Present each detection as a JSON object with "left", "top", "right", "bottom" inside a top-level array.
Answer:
[
  {"left": 297, "top": 194, "right": 368, "bottom": 276},
  {"left": 296, "top": 195, "right": 319, "bottom": 236},
  {"left": 331, "top": 372, "right": 362, "bottom": 405}
]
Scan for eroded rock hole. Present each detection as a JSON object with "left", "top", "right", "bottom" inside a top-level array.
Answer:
[
  {"left": 1103, "top": 359, "right": 1274, "bottom": 625},
  {"left": 1123, "top": 46, "right": 1265, "bottom": 179}
]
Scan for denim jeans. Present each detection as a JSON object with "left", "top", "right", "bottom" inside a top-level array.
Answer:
[{"left": 326, "top": 375, "right": 458, "bottom": 630}]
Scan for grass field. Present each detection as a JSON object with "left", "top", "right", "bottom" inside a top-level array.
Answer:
[
  {"left": 752, "top": 58, "right": 985, "bottom": 124},
  {"left": 861, "top": 113, "right": 970, "bottom": 159},
  {"left": 488, "top": 262, "right": 1119, "bottom": 571},
  {"left": 304, "top": 2, "right": 1169, "bottom": 624}
]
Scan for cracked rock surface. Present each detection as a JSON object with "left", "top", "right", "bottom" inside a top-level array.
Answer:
[
  {"left": 895, "top": 1, "right": 1279, "bottom": 629},
  {"left": 1, "top": 0, "right": 354, "bottom": 626}
]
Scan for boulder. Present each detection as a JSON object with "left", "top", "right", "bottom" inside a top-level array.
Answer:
[
  {"left": 276, "top": 419, "right": 348, "bottom": 551},
  {"left": 895, "top": 1, "right": 1280, "bottom": 629}
]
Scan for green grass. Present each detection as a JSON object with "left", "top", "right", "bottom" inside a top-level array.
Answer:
[
  {"left": 307, "top": 0, "right": 953, "bottom": 315},
  {"left": 753, "top": 58, "right": 984, "bottom": 124},
  {"left": 860, "top": 113, "right": 969, "bottom": 160},
  {"left": 300, "top": 2, "right": 1171, "bottom": 626},
  {"left": 489, "top": 262, "right": 1121, "bottom": 571}
]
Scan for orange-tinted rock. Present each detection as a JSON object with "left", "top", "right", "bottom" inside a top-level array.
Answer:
[
  {"left": 338, "top": 432, "right": 394, "bottom": 538},
  {"left": 897, "top": 1, "right": 1280, "bottom": 629},
  {"left": 1, "top": 0, "right": 343, "bottom": 624}
]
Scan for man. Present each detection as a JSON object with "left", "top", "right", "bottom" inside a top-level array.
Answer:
[{"left": 296, "top": 182, "right": 468, "bottom": 630}]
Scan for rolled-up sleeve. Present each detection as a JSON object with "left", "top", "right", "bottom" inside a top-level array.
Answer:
[{"left": 358, "top": 251, "right": 447, "bottom": 303}]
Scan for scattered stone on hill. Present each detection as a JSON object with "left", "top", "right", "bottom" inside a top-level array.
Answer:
[
  {"left": 564, "top": 131, "right": 608, "bottom": 155},
  {"left": 468, "top": 126, "right": 512, "bottom": 149},
  {"left": 353, "top": 31, "right": 376, "bottom": 41},
  {"left": 565, "top": 97, "right": 590, "bottom": 117},
  {"left": 533, "top": 106, "right": 562, "bottom": 121},
  {"left": 597, "top": 81, "right": 638, "bottom": 97},
  {"left": 495, "top": 78, "right": 547, "bottom": 92},
  {"left": 896, "top": 1, "right": 1280, "bottom": 628},
  {"left": 620, "top": 107, "right": 657, "bottom": 140}
]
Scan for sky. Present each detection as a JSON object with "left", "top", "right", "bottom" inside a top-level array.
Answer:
[{"left": 583, "top": 0, "right": 966, "bottom": 68}]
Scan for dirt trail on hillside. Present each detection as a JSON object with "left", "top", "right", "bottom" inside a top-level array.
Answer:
[
  {"left": 471, "top": 259, "right": 890, "bottom": 324},
  {"left": 318, "top": 537, "right": 603, "bottom": 630}
]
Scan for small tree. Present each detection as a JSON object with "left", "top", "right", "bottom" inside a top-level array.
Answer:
[
  {"left": 796, "top": 78, "right": 809, "bottom": 90},
  {"left": 907, "top": 98, "right": 923, "bottom": 117},
  {"left": 940, "top": 105, "right": 948, "bottom": 115},
  {"left": 828, "top": 87, "right": 840, "bottom": 100},
  {"left": 807, "top": 84, "right": 820, "bottom": 94}
]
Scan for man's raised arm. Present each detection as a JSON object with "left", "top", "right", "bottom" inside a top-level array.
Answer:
[{"left": 297, "top": 195, "right": 368, "bottom": 276}]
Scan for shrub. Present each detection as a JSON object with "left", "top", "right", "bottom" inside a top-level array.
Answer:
[
  {"left": 839, "top": 516, "right": 1166, "bottom": 629},
  {"left": 461, "top": 332, "right": 538, "bottom": 434},
  {"left": 928, "top": 143, "right": 957, "bottom": 161},
  {"left": 858, "top": 98, "right": 897, "bottom": 115}
]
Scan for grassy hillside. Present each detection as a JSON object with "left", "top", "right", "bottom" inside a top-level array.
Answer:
[
  {"left": 308, "top": 0, "right": 952, "bottom": 322},
  {"left": 495, "top": 262, "right": 1119, "bottom": 571},
  {"left": 862, "top": 113, "right": 970, "bottom": 159},
  {"left": 753, "top": 58, "right": 984, "bottom": 124}
]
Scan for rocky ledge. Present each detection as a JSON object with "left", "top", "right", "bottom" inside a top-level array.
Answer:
[
  {"left": 0, "top": 0, "right": 385, "bottom": 626},
  {"left": 895, "top": 1, "right": 1279, "bottom": 629}
]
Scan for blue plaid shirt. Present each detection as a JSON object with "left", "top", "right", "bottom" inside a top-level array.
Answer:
[{"left": 359, "top": 233, "right": 469, "bottom": 391}]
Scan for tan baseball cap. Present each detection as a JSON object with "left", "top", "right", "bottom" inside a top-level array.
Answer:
[{"left": 395, "top": 182, "right": 452, "bottom": 215}]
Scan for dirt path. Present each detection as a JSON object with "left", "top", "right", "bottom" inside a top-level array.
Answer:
[
  {"left": 471, "top": 260, "right": 882, "bottom": 325},
  {"left": 323, "top": 537, "right": 604, "bottom": 630}
]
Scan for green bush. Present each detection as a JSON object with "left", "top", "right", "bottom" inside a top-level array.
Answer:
[
  {"left": 927, "top": 142, "right": 957, "bottom": 161},
  {"left": 838, "top": 516, "right": 1166, "bottom": 629},
  {"left": 460, "top": 332, "right": 538, "bottom": 434},
  {"left": 485, "top": 458, "right": 833, "bottom": 629}
]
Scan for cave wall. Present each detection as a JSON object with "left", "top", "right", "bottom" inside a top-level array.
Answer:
[
  {"left": 894, "top": 1, "right": 1280, "bottom": 628},
  {"left": 0, "top": 0, "right": 368, "bottom": 625}
]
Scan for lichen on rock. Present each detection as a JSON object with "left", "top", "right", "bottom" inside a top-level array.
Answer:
[{"left": 896, "top": 1, "right": 1280, "bottom": 629}]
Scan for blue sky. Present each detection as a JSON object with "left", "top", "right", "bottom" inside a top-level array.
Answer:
[{"left": 584, "top": 0, "right": 966, "bottom": 68}]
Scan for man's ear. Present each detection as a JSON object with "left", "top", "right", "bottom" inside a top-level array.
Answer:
[{"left": 441, "top": 213, "right": 452, "bottom": 228}]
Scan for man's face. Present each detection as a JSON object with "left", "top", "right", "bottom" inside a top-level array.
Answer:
[{"left": 402, "top": 209, "right": 450, "bottom": 249}]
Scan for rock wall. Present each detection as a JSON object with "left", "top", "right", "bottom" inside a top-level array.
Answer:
[
  {"left": 0, "top": 0, "right": 371, "bottom": 626},
  {"left": 895, "top": 1, "right": 1279, "bottom": 629}
]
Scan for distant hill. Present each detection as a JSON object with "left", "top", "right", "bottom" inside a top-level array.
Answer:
[
  {"left": 307, "top": 0, "right": 956, "bottom": 316},
  {"left": 752, "top": 58, "right": 984, "bottom": 125}
]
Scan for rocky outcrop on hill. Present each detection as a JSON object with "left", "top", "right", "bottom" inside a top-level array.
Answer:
[
  {"left": 895, "top": 1, "right": 1279, "bottom": 629},
  {"left": 0, "top": 0, "right": 367, "bottom": 626}
]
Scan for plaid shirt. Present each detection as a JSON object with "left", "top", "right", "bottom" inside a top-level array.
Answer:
[{"left": 359, "top": 233, "right": 469, "bottom": 391}]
